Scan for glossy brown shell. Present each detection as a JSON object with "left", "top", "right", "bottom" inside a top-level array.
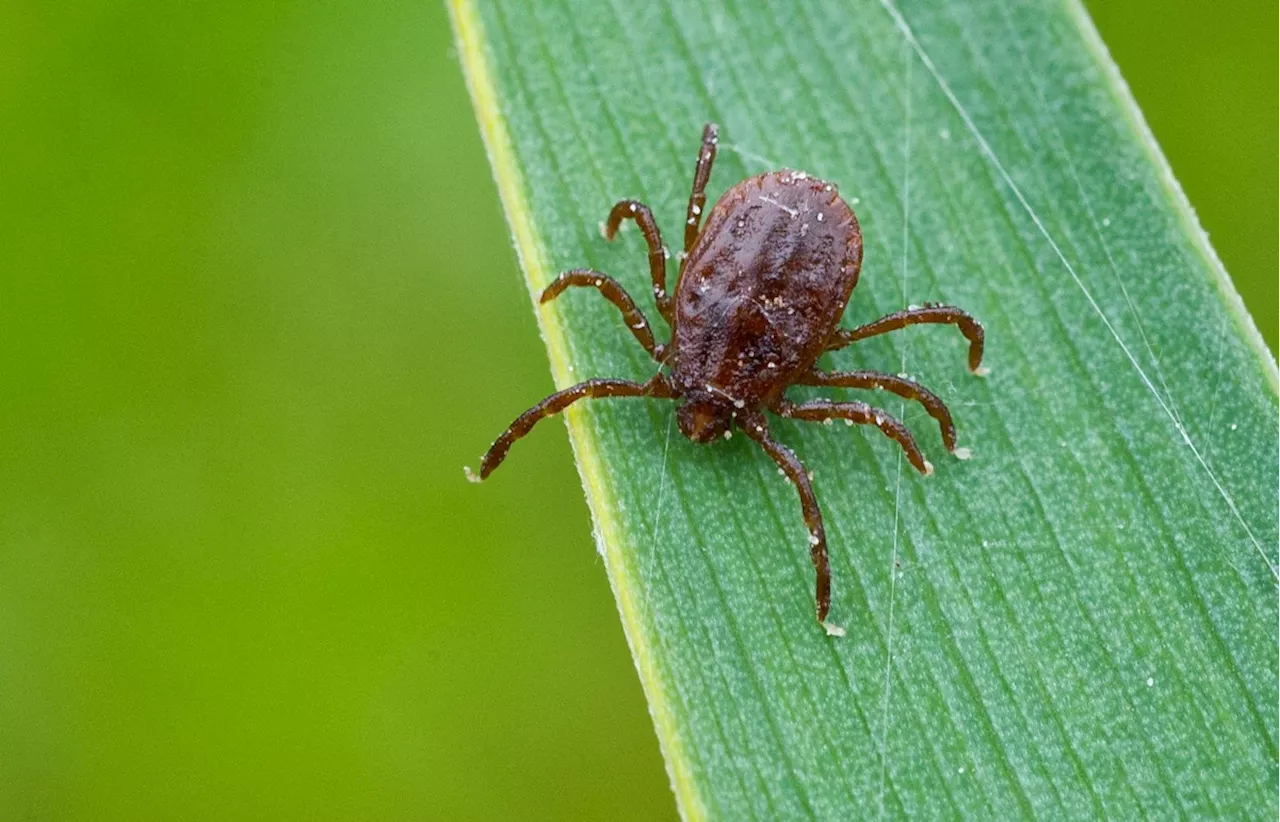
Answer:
[{"left": 671, "top": 170, "right": 862, "bottom": 407}]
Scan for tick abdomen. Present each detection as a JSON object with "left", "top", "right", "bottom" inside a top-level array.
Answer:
[{"left": 672, "top": 170, "right": 863, "bottom": 406}]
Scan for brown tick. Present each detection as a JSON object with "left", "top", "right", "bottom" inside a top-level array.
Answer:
[{"left": 468, "top": 123, "right": 985, "bottom": 633}]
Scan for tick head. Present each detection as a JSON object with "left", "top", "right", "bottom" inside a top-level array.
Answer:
[{"left": 677, "top": 395, "right": 732, "bottom": 444}]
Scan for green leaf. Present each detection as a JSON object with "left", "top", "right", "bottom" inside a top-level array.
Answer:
[{"left": 449, "top": 0, "right": 1278, "bottom": 817}]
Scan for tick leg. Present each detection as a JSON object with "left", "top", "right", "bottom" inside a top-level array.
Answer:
[
  {"left": 774, "top": 398, "right": 932, "bottom": 476},
  {"left": 826, "top": 304, "right": 986, "bottom": 373},
  {"left": 468, "top": 374, "right": 674, "bottom": 482},
  {"left": 605, "top": 200, "right": 673, "bottom": 326},
  {"left": 799, "top": 369, "right": 957, "bottom": 451},
  {"left": 740, "top": 411, "right": 832, "bottom": 625},
  {"left": 541, "top": 269, "right": 665, "bottom": 363},
  {"left": 681, "top": 122, "right": 719, "bottom": 260}
]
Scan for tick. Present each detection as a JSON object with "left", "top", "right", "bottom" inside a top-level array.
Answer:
[{"left": 467, "top": 123, "right": 985, "bottom": 633}]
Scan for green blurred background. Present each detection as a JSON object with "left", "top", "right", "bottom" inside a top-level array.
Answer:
[{"left": 0, "top": 1, "right": 1273, "bottom": 819}]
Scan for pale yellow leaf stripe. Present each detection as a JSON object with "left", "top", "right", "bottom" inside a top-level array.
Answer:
[{"left": 447, "top": 0, "right": 706, "bottom": 818}]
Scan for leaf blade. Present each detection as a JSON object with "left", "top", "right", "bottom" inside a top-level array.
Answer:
[{"left": 451, "top": 0, "right": 1279, "bottom": 818}]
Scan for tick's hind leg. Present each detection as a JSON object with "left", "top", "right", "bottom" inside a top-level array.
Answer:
[
  {"left": 774, "top": 398, "right": 932, "bottom": 476},
  {"left": 467, "top": 374, "right": 674, "bottom": 482},
  {"left": 604, "top": 201, "right": 673, "bottom": 325},
  {"left": 541, "top": 268, "right": 665, "bottom": 362},
  {"left": 827, "top": 304, "right": 986, "bottom": 374},
  {"left": 799, "top": 368, "right": 958, "bottom": 451},
  {"left": 681, "top": 122, "right": 719, "bottom": 260},
  {"left": 740, "top": 411, "right": 837, "bottom": 632}
]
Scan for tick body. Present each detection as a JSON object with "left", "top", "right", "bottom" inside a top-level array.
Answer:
[
  {"left": 468, "top": 124, "right": 985, "bottom": 633},
  {"left": 672, "top": 170, "right": 862, "bottom": 442}
]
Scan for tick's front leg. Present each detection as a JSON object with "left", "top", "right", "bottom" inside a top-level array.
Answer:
[
  {"left": 740, "top": 411, "right": 840, "bottom": 634},
  {"left": 467, "top": 374, "right": 675, "bottom": 482}
]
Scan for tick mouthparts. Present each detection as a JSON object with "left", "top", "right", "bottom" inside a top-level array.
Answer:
[
  {"left": 464, "top": 466, "right": 482, "bottom": 483},
  {"left": 822, "top": 621, "right": 847, "bottom": 638}
]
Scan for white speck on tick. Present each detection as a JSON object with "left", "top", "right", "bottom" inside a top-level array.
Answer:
[
  {"left": 844, "top": 419, "right": 853, "bottom": 426},
  {"left": 816, "top": 212, "right": 824, "bottom": 222},
  {"left": 723, "top": 430, "right": 732, "bottom": 439},
  {"left": 691, "top": 204, "right": 701, "bottom": 215},
  {"left": 809, "top": 533, "right": 821, "bottom": 546},
  {"left": 628, "top": 202, "right": 637, "bottom": 212},
  {"left": 823, "top": 418, "right": 833, "bottom": 426},
  {"left": 758, "top": 195, "right": 799, "bottom": 218},
  {"left": 687, "top": 217, "right": 696, "bottom": 225}
]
